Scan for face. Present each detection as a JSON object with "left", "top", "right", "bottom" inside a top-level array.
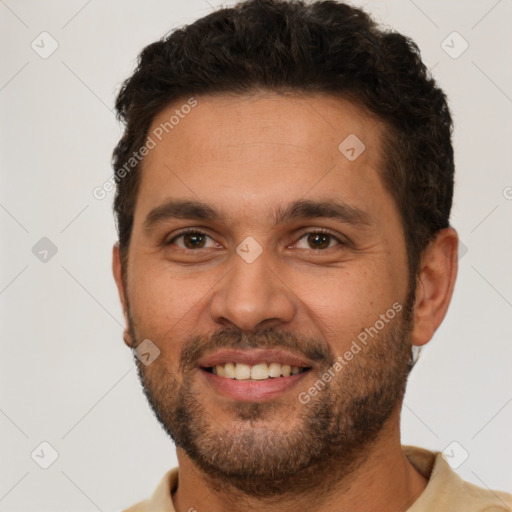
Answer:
[{"left": 115, "top": 92, "right": 415, "bottom": 496}]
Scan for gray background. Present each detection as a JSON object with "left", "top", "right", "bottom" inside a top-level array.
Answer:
[{"left": 1, "top": 0, "right": 511, "bottom": 510}]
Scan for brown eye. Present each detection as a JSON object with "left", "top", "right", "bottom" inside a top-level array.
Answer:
[
  {"left": 295, "top": 232, "right": 341, "bottom": 250},
  {"left": 183, "top": 233, "right": 206, "bottom": 249},
  {"left": 307, "top": 233, "right": 331, "bottom": 249},
  {"left": 169, "top": 231, "right": 218, "bottom": 250}
]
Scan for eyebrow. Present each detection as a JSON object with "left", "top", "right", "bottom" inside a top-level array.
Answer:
[{"left": 143, "top": 198, "right": 371, "bottom": 233}]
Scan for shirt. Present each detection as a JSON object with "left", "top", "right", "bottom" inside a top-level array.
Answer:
[{"left": 122, "top": 445, "right": 512, "bottom": 511}]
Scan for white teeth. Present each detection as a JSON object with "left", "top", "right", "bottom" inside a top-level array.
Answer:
[
  {"left": 224, "top": 362, "right": 236, "bottom": 379},
  {"left": 251, "top": 363, "right": 269, "bottom": 380},
  {"left": 268, "top": 362, "right": 282, "bottom": 378},
  {"left": 211, "top": 362, "right": 306, "bottom": 380},
  {"left": 235, "top": 363, "right": 251, "bottom": 380}
]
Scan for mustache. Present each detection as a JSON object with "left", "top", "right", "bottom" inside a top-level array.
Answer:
[{"left": 180, "top": 327, "right": 335, "bottom": 372}]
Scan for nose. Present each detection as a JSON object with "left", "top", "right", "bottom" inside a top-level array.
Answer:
[{"left": 210, "top": 249, "right": 296, "bottom": 332}]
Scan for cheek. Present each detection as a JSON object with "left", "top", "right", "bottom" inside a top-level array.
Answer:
[
  {"left": 287, "top": 261, "right": 404, "bottom": 350},
  {"left": 127, "top": 260, "right": 205, "bottom": 344}
]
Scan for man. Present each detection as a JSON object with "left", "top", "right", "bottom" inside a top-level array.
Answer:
[{"left": 111, "top": 0, "right": 512, "bottom": 510}]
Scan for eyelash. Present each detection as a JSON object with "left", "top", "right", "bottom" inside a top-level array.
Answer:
[{"left": 166, "top": 228, "right": 346, "bottom": 252}]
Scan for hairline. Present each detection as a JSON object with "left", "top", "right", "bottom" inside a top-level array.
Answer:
[{"left": 119, "top": 89, "right": 420, "bottom": 288}]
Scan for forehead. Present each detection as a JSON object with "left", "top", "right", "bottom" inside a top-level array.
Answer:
[{"left": 134, "top": 92, "right": 391, "bottom": 225}]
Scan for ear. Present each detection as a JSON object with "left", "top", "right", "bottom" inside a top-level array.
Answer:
[
  {"left": 112, "top": 242, "right": 135, "bottom": 348},
  {"left": 411, "top": 227, "right": 459, "bottom": 347}
]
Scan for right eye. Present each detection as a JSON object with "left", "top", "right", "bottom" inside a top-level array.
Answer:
[{"left": 167, "top": 230, "right": 221, "bottom": 250}]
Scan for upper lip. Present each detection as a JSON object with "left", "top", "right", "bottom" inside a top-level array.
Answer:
[{"left": 198, "top": 349, "right": 313, "bottom": 368}]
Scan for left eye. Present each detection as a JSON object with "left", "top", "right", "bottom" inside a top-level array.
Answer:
[{"left": 295, "top": 232, "right": 341, "bottom": 250}]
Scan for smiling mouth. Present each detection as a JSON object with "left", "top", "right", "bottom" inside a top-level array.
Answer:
[{"left": 202, "top": 362, "right": 311, "bottom": 380}]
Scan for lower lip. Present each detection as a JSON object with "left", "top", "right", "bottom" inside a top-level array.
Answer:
[{"left": 201, "top": 369, "right": 310, "bottom": 402}]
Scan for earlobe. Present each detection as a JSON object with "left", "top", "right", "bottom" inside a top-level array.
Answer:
[
  {"left": 112, "top": 242, "right": 134, "bottom": 348},
  {"left": 410, "top": 228, "right": 459, "bottom": 347}
]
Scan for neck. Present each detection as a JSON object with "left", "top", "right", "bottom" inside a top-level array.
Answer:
[{"left": 171, "top": 410, "right": 427, "bottom": 512}]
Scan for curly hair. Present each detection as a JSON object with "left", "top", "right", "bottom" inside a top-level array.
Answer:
[{"left": 112, "top": 0, "right": 454, "bottom": 284}]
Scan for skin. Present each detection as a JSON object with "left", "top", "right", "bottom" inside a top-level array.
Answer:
[{"left": 113, "top": 92, "right": 458, "bottom": 512}]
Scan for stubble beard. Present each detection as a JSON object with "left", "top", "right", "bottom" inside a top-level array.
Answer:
[{"left": 129, "top": 295, "right": 415, "bottom": 499}]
